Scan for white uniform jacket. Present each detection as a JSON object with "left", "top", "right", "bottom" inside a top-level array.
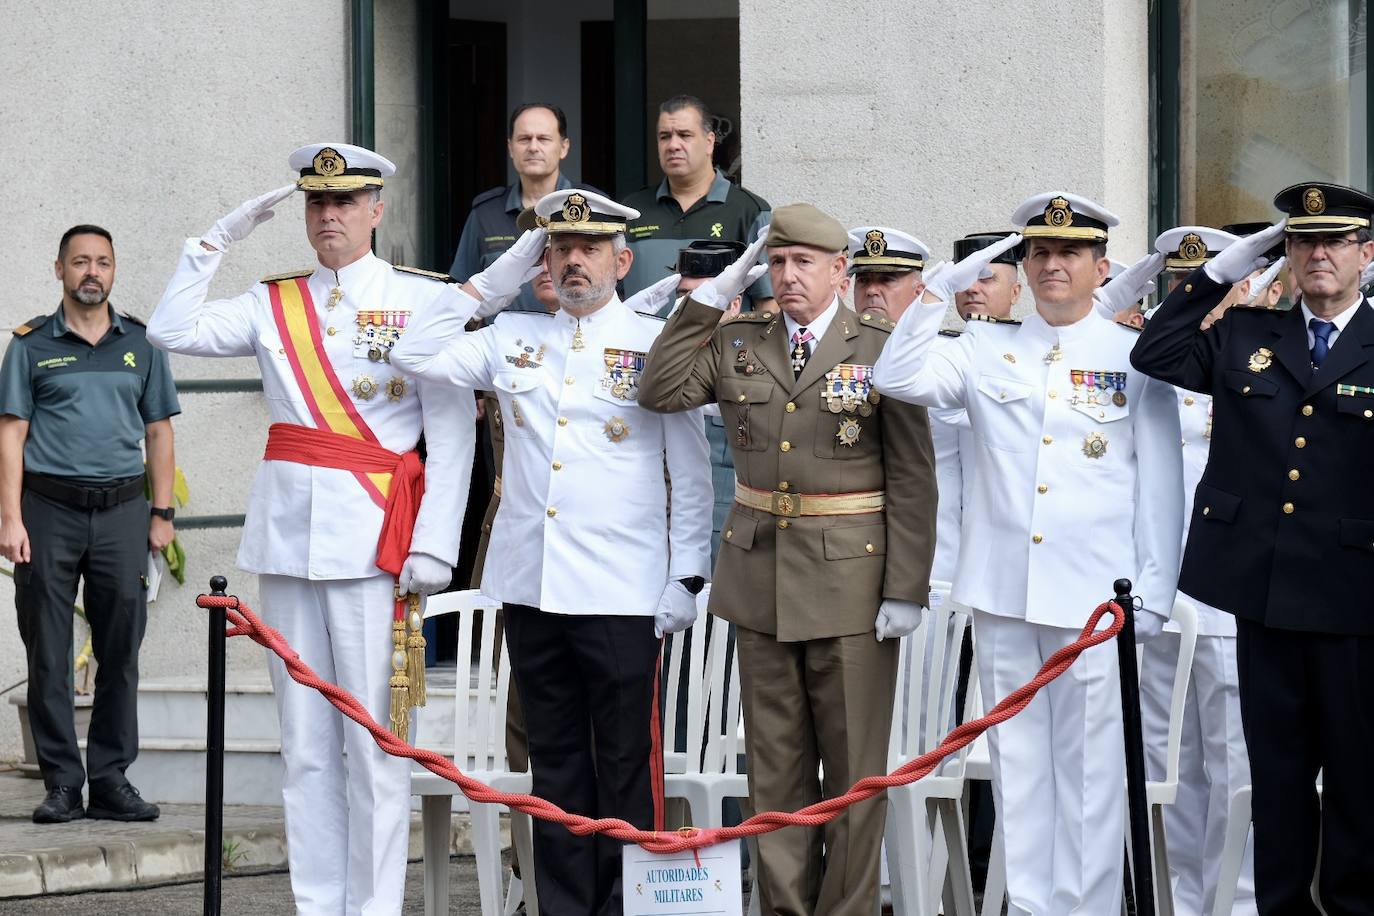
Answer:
[
  {"left": 148, "top": 240, "right": 476, "bottom": 580},
  {"left": 390, "top": 291, "right": 712, "bottom": 616},
  {"left": 874, "top": 299, "right": 1184, "bottom": 627},
  {"left": 1177, "top": 388, "right": 1233, "bottom": 636},
  {"left": 930, "top": 406, "right": 972, "bottom": 585}
]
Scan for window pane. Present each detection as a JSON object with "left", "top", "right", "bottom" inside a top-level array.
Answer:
[{"left": 1179, "top": 0, "right": 1368, "bottom": 225}]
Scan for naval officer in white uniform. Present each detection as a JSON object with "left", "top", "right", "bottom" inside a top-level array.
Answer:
[
  {"left": 873, "top": 192, "right": 1184, "bottom": 915},
  {"left": 148, "top": 143, "right": 476, "bottom": 916},
  {"left": 390, "top": 188, "right": 712, "bottom": 916}
]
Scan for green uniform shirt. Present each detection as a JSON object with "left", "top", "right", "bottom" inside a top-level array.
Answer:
[
  {"left": 621, "top": 169, "right": 772, "bottom": 304},
  {"left": 0, "top": 307, "right": 180, "bottom": 481}
]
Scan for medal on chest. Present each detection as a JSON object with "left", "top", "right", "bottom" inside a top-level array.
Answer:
[
  {"left": 353, "top": 310, "right": 411, "bottom": 363},
  {"left": 1069, "top": 368, "right": 1128, "bottom": 407},
  {"left": 821, "top": 363, "right": 877, "bottom": 417},
  {"left": 601, "top": 348, "right": 647, "bottom": 400},
  {"left": 505, "top": 338, "right": 546, "bottom": 369}
]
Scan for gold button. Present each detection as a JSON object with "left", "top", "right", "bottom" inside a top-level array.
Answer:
[
  {"left": 1242, "top": 385, "right": 1251, "bottom": 394},
  {"left": 1295, "top": 436, "right": 1306, "bottom": 448},
  {"left": 777, "top": 519, "right": 790, "bottom": 530},
  {"left": 1031, "top": 534, "right": 1044, "bottom": 544},
  {"left": 1302, "top": 405, "right": 1313, "bottom": 416},
  {"left": 558, "top": 417, "right": 568, "bottom": 427},
  {"left": 565, "top": 376, "right": 575, "bottom": 385},
  {"left": 785, "top": 402, "right": 796, "bottom": 413},
  {"left": 1048, "top": 390, "right": 1057, "bottom": 399},
  {"left": 1288, "top": 469, "right": 1299, "bottom": 481},
  {"left": 778, "top": 481, "right": 790, "bottom": 491},
  {"left": 1037, "top": 484, "right": 1048, "bottom": 494},
  {"left": 1203, "top": 506, "right": 1210, "bottom": 516},
  {"left": 1184, "top": 283, "right": 1193, "bottom": 293},
  {"left": 865, "top": 543, "right": 875, "bottom": 554},
  {"left": 552, "top": 461, "right": 562, "bottom": 471},
  {"left": 1283, "top": 502, "right": 1294, "bottom": 515},
  {"left": 780, "top": 441, "right": 791, "bottom": 452},
  {"left": 546, "top": 507, "right": 557, "bottom": 518},
  {"left": 1365, "top": 409, "right": 1373, "bottom": 419},
  {"left": 326, "top": 326, "right": 337, "bottom": 336},
  {"left": 1042, "top": 435, "right": 1053, "bottom": 445},
  {"left": 1184, "top": 396, "right": 1195, "bottom": 406},
  {"left": 737, "top": 394, "right": 747, "bottom": 403},
  {"left": 725, "top": 529, "right": 733, "bottom": 539}
]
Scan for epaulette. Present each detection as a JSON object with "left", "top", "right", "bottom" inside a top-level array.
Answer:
[
  {"left": 470, "top": 185, "right": 507, "bottom": 208},
  {"left": 938, "top": 329, "right": 962, "bottom": 338},
  {"left": 1228, "top": 303, "right": 1282, "bottom": 313},
  {"left": 12, "top": 314, "right": 49, "bottom": 337},
  {"left": 119, "top": 311, "right": 147, "bottom": 327},
  {"left": 260, "top": 269, "right": 314, "bottom": 283},
  {"left": 633, "top": 310, "right": 667, "bottom": 322},
  {"left": 1113, "top": 320, "right": 1144, "bottom": 333},
  {"left": 858, "top": 312, "right": 896, "bottom": 332},
  {"left": 393, "top": 265, "right": 456, "bottom": 282},
  {"left": 967, "top": 314, "right": 1021, "bottom": 326},
  {"left": 723, "top": 311, "right": 772, "bottom": 323}
]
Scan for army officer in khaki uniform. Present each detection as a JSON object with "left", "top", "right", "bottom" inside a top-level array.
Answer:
[{"left": 639, "top": 204, "right": 937, "bottom": 915}]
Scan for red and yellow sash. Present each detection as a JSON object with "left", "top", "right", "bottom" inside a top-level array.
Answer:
[{"left": 266, "top": 277, "right": 390, "bottom": 509}]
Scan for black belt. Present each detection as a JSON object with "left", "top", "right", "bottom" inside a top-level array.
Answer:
[{"left": 23, "top": 473, "right": 146, "bottom": 510}]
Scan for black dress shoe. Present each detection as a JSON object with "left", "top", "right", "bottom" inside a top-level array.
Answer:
[
  {"left": 32, "top": 786, "right": 85, "bottom": 824},
  {"left": 87, "top": 783, "right": 159, "bottom": 822}
]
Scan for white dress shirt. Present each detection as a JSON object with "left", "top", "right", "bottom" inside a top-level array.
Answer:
[
  {"left": 873, "top": 298, "right": 1184, "bottom": 626},
  {"left": 391, "top": 291, "right": 713, "bottom": 616},
  {"left": 782, "top": 296, "right": 839, "bottom": 353},
  {"left": 1300, "top": 294, "right": 1367, "bottom": 351},
  {"left": 148, "top": 240, "right": 476, "bottom": 580}
]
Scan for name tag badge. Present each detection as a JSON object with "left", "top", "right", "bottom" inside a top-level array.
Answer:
[{"left": 622, "top": 841, "right": 743, "bottom": 916}]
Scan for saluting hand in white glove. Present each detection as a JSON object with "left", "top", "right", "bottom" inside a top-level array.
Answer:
[
  {"left": 922, "top": 233, "right": 1023, "bottom": 305},
  {"left": 692, "top": 234, "right": 769, "bottom": 311},
  {"left": 201, "top": 185, "right": 298, "bottom": 253},
  {"left": 398, "top": 552, "right": 453, "bottom": 597},
  {"left": 463, "top": 228, "right": 549, "bottom": 306},
  {"left": 1095, "top": 251, "right": 1165, "bottom": 317},
  {"left": 626, "top": 272, "right": 684, "bottom": 317},
  {"left": 1204, "top": 220, "right": 1287, "bottom": 285}
]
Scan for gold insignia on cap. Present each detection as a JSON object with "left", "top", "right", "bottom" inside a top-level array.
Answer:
[
  {"left": 1248, "top": 347, "right": 1274, "bottom": 373},
  {"left": 562, "top": 193, "right": 589, "bottom": 224},
  {"left": 313, "top": 147, "right": 346, "bottom": 177},
  {"left": 1045, "top": 196, "right": 1074, "bottom": 229},
  {"left": 604, "top": 416, "right": 630, "bottom": 442},
  {"left": 1178, "top": 232, "right": 1208, "bottom": 261},
  {"left": 863, "top": 229, "right": 887, "bottom": 258},
  {"left": 536, "top": 215, "right": 550, "bottom": 228},
  {"left": 1304, "top": 187, "right": 1326, "bottom": 215},
  {"left": 1082, "top": 431, "right": 1108, "bottom": 459}
]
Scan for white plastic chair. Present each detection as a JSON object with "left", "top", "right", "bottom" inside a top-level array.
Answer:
[
  {"left": 882, "top": 581, "right": 977, "bottom": 916},
  {"left": 964, "top": 596, "right": 1197, "bottom": 916},
  {"left": 1212, "top": 777, "right": 1322, "bottom": 915},
  {"left": 410, "top": 589, "right": 536, "bottom": 916}
]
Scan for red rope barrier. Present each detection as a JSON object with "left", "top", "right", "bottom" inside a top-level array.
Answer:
[{"left": 198, "top": 594, "right": 1123, "bottom": 855}]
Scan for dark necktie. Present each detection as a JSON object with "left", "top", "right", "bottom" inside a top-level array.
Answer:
[
  {"left": 791, "top": 328, "right": 814, "bottom": 379},
  {"left": 1310, "top": 318, "right": 1335, "bottom": 368}
]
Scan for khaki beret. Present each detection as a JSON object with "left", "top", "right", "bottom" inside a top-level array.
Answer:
[{"left": 766, "top": 203, "right": 848, "bottom": 253}]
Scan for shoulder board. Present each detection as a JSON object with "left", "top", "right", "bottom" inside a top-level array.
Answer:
[
  {"left": 470, "top": 185, "right": 507, "bottom": 207},
  {"left": 260, "top": 269, "right": 314, "bottom": 283},
  {"left": 118, "top": 311, "right": 146, "bottom": 327},
  {"left": 393, "top": 265, "right": 456, "bottom": 282},
  {"left": 938, "top": 328, "right": 962, "bottom": 338},
  {"left": 1113, "top": 320, "right": 1144, "bottom": 333},
  {"left": 633, "top": 310, "right": 667, "bottom": 322},
  {"left": 967, "top": 314, "right": 1021, "bottom": 326},
  {"left": 858, "top": 311, "right": 895, "bottom": 333},
  {"left": 12, "top": 314, "right": 50, "bottom": 337},
  {"left": 723, "top": 311, "right": 772, "bottom": 323},
  {"left": 493, "top": 309, "right": 555, "bottom": 326},
  {"left": 1228, "top": 303, "right": 1282, "bottom": 313}
]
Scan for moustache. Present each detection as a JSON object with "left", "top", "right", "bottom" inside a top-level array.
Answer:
[{"left": 561, "top": 266, "right": 589, "bottom": 282}]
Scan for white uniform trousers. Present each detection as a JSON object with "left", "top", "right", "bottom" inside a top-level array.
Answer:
[
  {"left": 260, "top": 574, "right": 411, "bottom": 916},
  {"left": 973, "top": 610, "right": 1124, "bottom": 916},
  {"left": 1139, "top": 632, "right": 1256, "bottom": 915}
]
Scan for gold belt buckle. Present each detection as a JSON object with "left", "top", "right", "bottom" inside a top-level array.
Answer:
[{"left": 770, "top": 490, "right": 802, "bottom": 518}]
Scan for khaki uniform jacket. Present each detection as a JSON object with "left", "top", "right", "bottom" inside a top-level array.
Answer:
[{"left": 639, "top": 297, "right": 937, "bottom": 641}]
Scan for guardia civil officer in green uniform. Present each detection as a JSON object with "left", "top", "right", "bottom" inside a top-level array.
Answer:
[
  {"left": 0, "top": 225, "right": 180, "bottom": 824},
  {"left": 639, "top": 204, "right": 937, "bottom": 915}
]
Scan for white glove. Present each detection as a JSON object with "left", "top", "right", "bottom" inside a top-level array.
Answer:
[
  {"left": 692, "top": 234, "right": 769, "bottom": 310},
  {"left": 1134, "top": 606, "right": 1167, "bottom": 642},
  {"left": 1094, "top": 251, "right": 1165, "bottom": 315},
  {"left": 467, "top": 228, "right": 548, "bottom": 305},
  {"left": 653, "top": 580, "right": 699, "bottom": 638},
  {"left": 202, "top": 184, "right": 298, "bottom": 252},
  {"left": 875, "top": 598, "right": 925, "bottom": 642},
  {"left": 398, "top": 552, "right": 453, "bottom": 597},
  {"left": 922, "top": 233, "right": 1023, "bottom": 304},
  {"left": 626, "top": 272, "right": 682, "bottom": 316},
  {"left": 1246, "top": 257, "right": 1287, "bottom": 305},
  {"left": 1204, "top": 220, "right": 1287, "bottom": 284},
  {"left": 1360, "top": 258, "right": 1374, "bottom": 289}
]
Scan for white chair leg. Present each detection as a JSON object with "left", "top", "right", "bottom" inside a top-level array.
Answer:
[
  {"left": 470, "top": 802, "right": 505, "bottom": 916},
  {"left": 883, "top": 795, "right": 921, "bottom": 916},
  {"left": 980, "top": 819, "right": 1006, "bottom": 916},
  {"left": 935, "top": 798, "right": 977, "bottom": 916},
  {"left": 421, "top": 795, "right": 452, "bottom": 916},
  {"left": 512, "top": 811, "right": 538, "bottom": 916},
  {"left": 1152, "top": 804, "right": 1175, "bottom": 916},
  {"left": 1210, "top": 786, "right": 1251, "bottom": 916},
  {"left": 503, "top": 876, "right": 522, "bottom": 916}
]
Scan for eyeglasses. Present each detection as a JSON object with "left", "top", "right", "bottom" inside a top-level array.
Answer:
[{"left": 1290, "top": 236, "right": 1361, "bottom": 254}]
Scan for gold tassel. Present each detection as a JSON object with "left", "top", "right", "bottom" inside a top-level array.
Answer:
[
  {"left": 405, "top": 593, "right": 427, "bottom": 708},
  {"left": 388, "top": 618, "right": 410, "bottom": 739}
]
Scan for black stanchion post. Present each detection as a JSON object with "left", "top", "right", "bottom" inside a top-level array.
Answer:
[
  {"left": 1114, "top": 578, "right": 1155, "bottom": 915},
  {"left": 204, "top": 575, "right": 228, "bottom": 916}
]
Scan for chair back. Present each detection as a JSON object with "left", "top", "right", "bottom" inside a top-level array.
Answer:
[
  {"left": 888, "top": 580, "right": 971, "bottom": 776},
  {"left": 1160, "top": 596, "right": 1200, "bottom": 792},
  {"left": 421, "top": 589, "right": 512, "bottom": 772},
  {"left": 659, "top": 586, "right": 709, "bottom": 773}
]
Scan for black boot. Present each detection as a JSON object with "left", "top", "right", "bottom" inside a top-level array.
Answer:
[
  {"left": 32, "top": 786, "right": 85, "bottom": 824},
  {"left": 87, "top": 782, "right": 159, "bottom": 822}
]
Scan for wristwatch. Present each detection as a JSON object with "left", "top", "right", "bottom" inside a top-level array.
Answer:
[
  {"left": 678, "top": 576, "right": 706, "bottom": 596},
  {"left": 150, "top": 506, "right": 175, "bottom": 521}
]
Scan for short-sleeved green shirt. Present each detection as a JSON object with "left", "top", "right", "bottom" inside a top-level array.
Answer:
[
  {"left": 621, "top": 170, "right": 772, "bottom": 304},
  {"left": 0, "top": 306, "right": 180, "bottom": 481}
]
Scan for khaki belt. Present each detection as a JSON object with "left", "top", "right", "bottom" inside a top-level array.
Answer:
[{"left": 734, "top": 482, "right": 885, "bottom": 518}]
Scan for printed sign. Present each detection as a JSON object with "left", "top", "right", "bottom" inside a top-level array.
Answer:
[{"left": 622, "top": 840, "right": 744, "bottom": 916}]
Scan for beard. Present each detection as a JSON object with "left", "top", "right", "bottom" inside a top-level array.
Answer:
[
  {"left": 555, "top": 271, "right": 616, "bottom": 310},
  {"left": 72, "top": 279, "right": 107, "bottom": 306}
]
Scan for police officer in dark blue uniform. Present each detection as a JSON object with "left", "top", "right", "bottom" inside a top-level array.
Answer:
[{"left": 1131, "top": 183, "right": 1374, "bottom": 914}]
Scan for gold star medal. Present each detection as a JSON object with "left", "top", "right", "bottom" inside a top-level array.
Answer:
[
  {"left": 604, "top": 416, "right": 630, "bottom": 442},
  {"left": 385, "top": 377, "right": 408, "bottom": 401},
  {"left": 351, "top": 375, "right": 378, "bottom": 400},
  {"left": 1248, "top": 347, "right": 1274, "bottom": 373},
  {"left": 836, "top": 416, "right": 863, "bottom": 447},
  {"left": 1082, "top": 431, "right": 1108, "bottom": 459}
]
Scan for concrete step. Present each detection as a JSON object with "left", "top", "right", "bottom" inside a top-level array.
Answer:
[
  {"left": 137, "top": 678, "right": 280, "bottom": 743},
  {"left": 124, "top": 739, "right": 286, "bottom": 806}
]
